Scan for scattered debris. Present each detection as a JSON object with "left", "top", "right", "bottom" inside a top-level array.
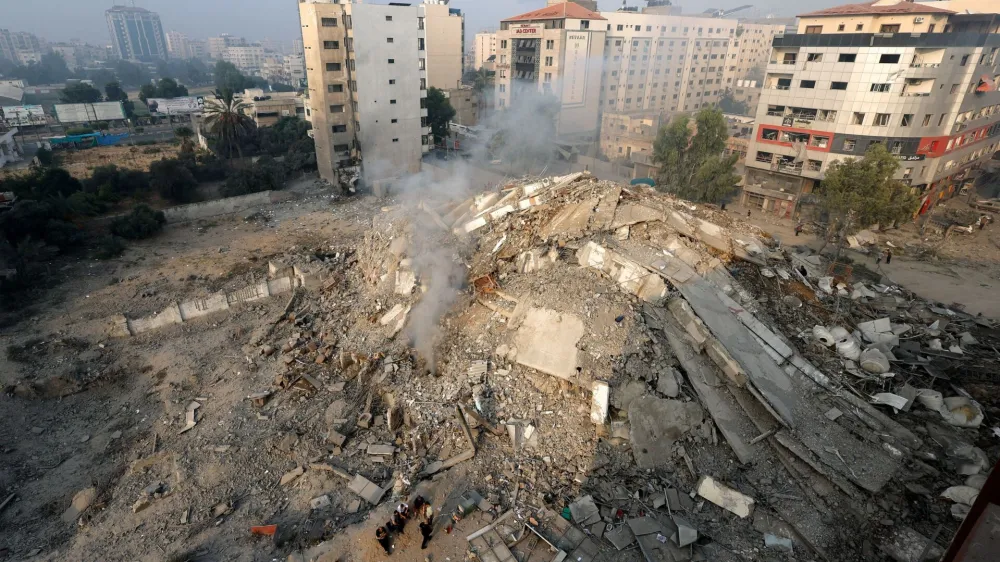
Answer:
[{"left": 696, "top": 476, "right": 755, "bottom": 518}]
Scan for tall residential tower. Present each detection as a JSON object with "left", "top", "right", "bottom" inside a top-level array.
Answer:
[{"left": 105, "top": 5, "right": 167, "bottom": 61}]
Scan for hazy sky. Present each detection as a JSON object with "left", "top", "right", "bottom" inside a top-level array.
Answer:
[{"left": 4, "top": 0, "right": 842, "bottom": 48}]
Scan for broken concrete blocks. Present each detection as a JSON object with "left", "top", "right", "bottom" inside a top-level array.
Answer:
[
  {"left": 577, "top": 241, "right": 668, "bottom": 303},
  {"left": 704, "top": 337, "right": 746, "bottom": 386},
  {"left": 696, "top": 475, "right": 755, "bottom": 518},
  {"left": 668, "top": 298, "right": 709, "bottom": 352},
  {"left": 347, "top": 474, "right": 386, "bottom": 505},
  {"left": 590, "top": 381, "right": 609, "bottom": 424},
  {"left": 513, "top": 307, "right": 584, "bottom": 381}
]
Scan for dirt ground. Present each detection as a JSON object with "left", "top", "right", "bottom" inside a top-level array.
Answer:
[
  {"left": 2, "top": 176, "right": 1000, "bottom": 562},
  {"left": 0, "top": 143, "right": 182, "bottom": 181}
]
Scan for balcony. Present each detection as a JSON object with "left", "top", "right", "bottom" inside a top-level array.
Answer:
[{"left": 777, "top": 161, "right": 803, "bottom": 174}]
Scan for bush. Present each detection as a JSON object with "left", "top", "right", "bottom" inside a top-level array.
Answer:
[
  {"left": 34, "top": 147, "right": 54, "bottom": 167},
  {"left": 85, "top": 164, "right": 149, "bottom": 201},
  {"left": 221, "top": 157, "right": 286, "bottom": 197},
  {"left": 109, "top": 205, "right": 166, "bottom": 240},
  {"left": 149, "top": 158, "right": 198, "bottom": 203},
  {"left": 94, "top": 235, "right": 126, "bottom": 259},
  {"left": 67, "top": 191, "right": 110, "bottom": 216}
]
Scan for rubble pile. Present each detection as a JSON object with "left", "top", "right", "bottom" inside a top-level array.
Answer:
[{"left": 105, "top": 172, "right": 998, "bottom": 561}]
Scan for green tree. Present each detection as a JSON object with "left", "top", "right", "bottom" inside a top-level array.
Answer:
[
  {"left": 104, "top": 81, "right": 126, "bottom": 102},
  {"left": 815, "top": 143, "right": 921, "bottom": 252},
  {"left": 425, "top": 87, "right": 456, "bottom": 145},
  {"left": 214, "top": 61, "right": 248, "bottom": 94},
  {"left": 113, "top": 60, "right": 150, "bottom": 88},
  {"left": 651, "top": 108, "right": 740, "bottom": 204},
  {"left": 60, "top": 83, "right": 103, "bottom": 104},
  {"left": 149, "top": 158, "right": 198, "bottom": 203},
  {"left": 8, "top": 52, "right": 72, "bottom": 85},
  {"left": 203, "top": 89, "right": 256, "bottom": 161},
  {"left": 110, "top": 205, "right": 166, "bottom": 240},
  {"left": 221, "top": 157, "right": 286, "bottom": 197},
  {"left": 138, "top": 83, "right": 156, "bottom": 103},
  {"left": 154, "top": 77, "right": 189, "bottom": 98}
]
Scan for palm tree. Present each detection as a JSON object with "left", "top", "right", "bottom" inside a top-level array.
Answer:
[{"left": 203, "top": 89, "right": 255, "bottom": 162}]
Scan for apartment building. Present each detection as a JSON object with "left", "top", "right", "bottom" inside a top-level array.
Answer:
[
  {"left": 166, "top": 31, "right": 193, "bottom": 60},
  {"left": 223, "top": 45, "right": 265, "bottom": 76},
  {"left": 208, "top": 34, "right": 246, "bottom": 60},
  {"left": 599, "top": 111, "right": 661, "bottom": 161},
  {"left": 743, "top": 0, "right": 1000, "bottom": 218},
  {"left": 106, "top": 6, "right": 167, "bottom": 61},
  {"left": 284, "top": 54, "right": 307, "bottom": 85},
  {"left": 423, "top": 1, "right": 464, "bottom": 90},
  {"left": 726, "top": 22, "right": 786, "bottom": 81},
  {"left": 474, "top": 32, "right": 497, "bottom": 71},
  {"left": 0, "top": 30, "right": 46, "bottom": 65},
  {"left": 299, "top": 0, "right": 431, "bottom": 189},
  {"left": 494, "top": 3, "right": 608, "bottom": 139}
]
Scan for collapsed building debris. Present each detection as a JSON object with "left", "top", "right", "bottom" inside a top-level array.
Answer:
[{"left": 70, "top": 171, "right": 1000, "bottom": 561}]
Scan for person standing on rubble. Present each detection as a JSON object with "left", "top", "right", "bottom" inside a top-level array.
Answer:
[
  {"left": 885, "top": 249, "right": 892, "bottom": 264},
  {"left": 376, "top": 526, "right": 392, "bottom": 555},
  {"left": 419, "top": 520, "right": 433, "bottom": 549},
  {"left": 794, "top": 223, "right": 803, "bottom": 237}
]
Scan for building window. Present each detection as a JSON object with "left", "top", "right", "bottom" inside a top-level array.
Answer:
[
  {"left": 837, "top": 24, "right": 845, "bottom": 31},
  {"left": 326, "top": 62, "right": 341, "bottom": 71},
  {"left": 890, "top": 141, "right": 904, "bottom": 154},
  {"left": 855, "top": 24, "right": 863, "bottom": 31},
  {"left": 831, "top": 81, "right": 848, "bottom": 90},
  {"left": 617, "top": 25, "right": 624, "bottom": 31},
  {"left": 929, "top": 24, "right": 936, "bottom": 33},
  {"left": 333, "top": 144, "right": 349, "bottom": 152},
  {"left": 385, "top": 15, "right": 392, "bottom": 21},
  {"left": 838, "top": 53, "right": 856, "bottom": 63},
  {"left": 879, "top": 54, "right": 900, "bottom": 63},
  {"left": 853, "top": 112, "right": 865, "bottom": 125},
  {"left": 800, "top": 80, "right": 816, "bottom": 88},
  {"left": 903, "top": 167, "right": 913, "bottom": 178},
  {"left": 879, "top": 24, "right": 900, "bottom": 33},
  {"left": 388, "top": 58, "right": 395, "bottom": 64},
  {"left": 922, "top": 114, "right": 933, "bottom": 126},
  {"left": 418, "top": 38, "right": 424, "bottom": 50},
  {"left": 870, "top": 83, "right": 891, "bottom": 92},
  {"left": 546, "top": 40, "right": 554, "bottom": 49},
  {"left": 327, "top": 84, "right": 343, "bottom": 93},
  {"left": 391, "top": 119, "right": 398, "bottom": 123},
  {"left": 938, "top": 114, "right": 947, "bottom": 126},
  {"left": 501, "top": 40, "right": 507, "bottom": 49},
  {"left": 805, "top": 26, "right": 823, "bottom": 34},
  {"left": 874, "top": 113, "right": 891, "bottom": 126},
  {"left": 389, "top": 79, "right": 395, "bottom": 85},
  {"left": 390, "top": 99, "right": 397, "bottom": 104},
  {"left": 332, "top": 125, "right": 347, "bottom": 133},
  {"left": 951, "top": 84, "right": 960, "bottom": 94},
  {"left": 544, "top": 73, "right": 552, "bottom": 82},
  {"left": 901, "top": 114, "right": 913, "bottom": 126},
  {"left": 392, "top": 138, "right": 399, "bottom": 142},
  {"left": 323, "top": 41, "right": 340, "bottom": 49},
  {"left": 807, "top": 53, "right": 822, "bottom": 62},
  {"left": 545, "top": 56, "right": 553, "bottom": 66},
  {"left": 843, "top": 139, "right": 857, "bottom": 151},
  {"left": 321, "top": 17, "right": 338, "bottom": 27},
  {"left": 387, "top": 37, "right": 394, "bottom": 44},
  {"left": 330, "top": 105, "right": 344, "bottom": 113}
]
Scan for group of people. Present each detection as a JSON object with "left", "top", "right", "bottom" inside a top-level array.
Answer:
[{"left": 375, "top": 496, "right": 435, "bottom": 556}]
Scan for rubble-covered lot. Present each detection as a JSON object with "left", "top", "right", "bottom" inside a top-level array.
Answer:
[{"left": 1, "top": 174, "right": 998, "bottom": 562}]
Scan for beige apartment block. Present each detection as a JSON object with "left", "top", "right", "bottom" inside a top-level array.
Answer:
[
  {"left": 474, "top": 32, "right": 497, "bottom": 71},
  {"left": 423, "top": 1, "right": 464, "bottom": 90},
  {"left": 495, "top": 2, "right": 607, "bottom": 139},
  {"left": 599, "top": 111, "right": 661, "bottom": 161},
  {"left": 299, "top": 0, "right": 431, "bottom": 187},
  {"left": 743, "top": 0, "right": 1000, "bottom": 218}
]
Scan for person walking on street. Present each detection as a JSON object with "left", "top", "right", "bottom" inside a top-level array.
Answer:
[
  {"left": 376, "top": 526, "right": 392, "bottom": 555},
  {"left": 419, "top": 521, "right": 433, "bottom": 549},
  {"left": 885, "top": 250, "right": 892, "bottom": 264}
]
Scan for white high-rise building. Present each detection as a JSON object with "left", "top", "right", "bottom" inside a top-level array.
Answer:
[
  {"left": 474, "top": 32, "right": 497, "bottom": 71},
  {"left": 223, "top": 45, "right": 265, "bottom": 75},
  {"left": 300, "top": 0, "right": 436, "bottom": 189}
]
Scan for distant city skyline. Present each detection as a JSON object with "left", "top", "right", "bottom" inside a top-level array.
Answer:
[{"left": 2, "top": 0, "right": 824, "bottom": 51}]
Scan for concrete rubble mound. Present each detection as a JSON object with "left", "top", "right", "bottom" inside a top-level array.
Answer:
[{"left": 85, "top": 172, "right": 1000, "bottom": 561}]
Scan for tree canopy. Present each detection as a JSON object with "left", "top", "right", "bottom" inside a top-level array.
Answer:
[
  {"left": 815, "top": 143, "right": 921, "bottom": 248},
  {"left": 212, "top": 61, "right": 266, "bottom": 95},
  {"left": 138, "top": 77, "right": 190, "bottom": 102},
  {"left": 60, "top": 82, "right": 103, "bottom": 104},
  {"left": 6, "top": 52, "right": 72, "bottom": 85},
  {"left": 425, "top": 87, "right": 456, "bottom": 145},
  {"left": 651, "top": 108, "right": 740, "bottom": 204}
]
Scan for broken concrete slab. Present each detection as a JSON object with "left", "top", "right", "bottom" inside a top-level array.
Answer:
[
  {"left": 878, "top": 526, "right": 944, "bottom": 562},
  {"left": 569, "top": 495, "right": 601, "bottom": 526},
  {"left": 280, "top": 466, "right": 305, "bottom": 486},
  {"left": 513, "top": 307, "right": 584, "bottom": 381},
  {"left": 578, "top": 242, "right": 669, "bottom": 304},
  {"left": 378, "top": 303, "right": 410, "bottom": 335},
  {"left": 611, "top": 204, "right": 663, "bottom": 229},
  {"left": 628, "top": 395, "right": 704, "bottom": 469},
  {"left": 366, "top": 444, "right": 395, "bottom": 457},
  {"left": 62, "top": 487, "right": 97, "bottom": 522},
  {"left": 605, "top": 523, "right": 637, "bottom": 550},
  {"left": 347, "top": 474, "right": 386, "bottom": 505},
  {"left": 673, "top": 516, "right": 698, "bottom": 547},
  {"left": 590, "top": 381, "right": 609, "bottom": 424},
  {"left": 540, "top": 197, "right": 599, "bottom": 239},
  {"left": 696, "top": 476, "right": 755, "bottom": 518}
]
